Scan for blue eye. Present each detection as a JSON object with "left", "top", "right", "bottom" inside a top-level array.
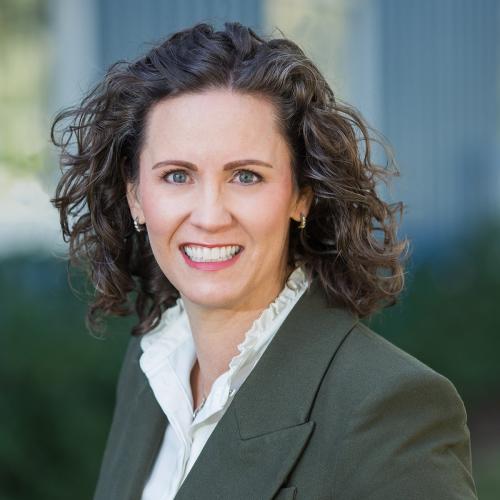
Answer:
[
  {"left": 234, "top": 170, "right": 262, "bottom": 185},
  {"left": 163, "top": 170, "right": 189, "bottom": 184}
]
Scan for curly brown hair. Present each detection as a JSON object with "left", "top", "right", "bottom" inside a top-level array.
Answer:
[{"left": 51, "top": 21, "right": 408, "bottom": 336}]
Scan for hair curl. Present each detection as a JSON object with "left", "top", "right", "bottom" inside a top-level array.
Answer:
[{"left": 51, "top": 21, "right": 408, "bottom": 336}]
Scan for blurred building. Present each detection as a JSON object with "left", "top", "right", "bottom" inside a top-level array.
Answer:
[
  {"left": 377, "top": 0, "right": 499, "bottom": 256},
  {"left": 50, "top": 0, "right": 499, "bottom": 260}
]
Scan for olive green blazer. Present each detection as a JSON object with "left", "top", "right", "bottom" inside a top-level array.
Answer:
[{"left": 94, "top": 279, "right": 477, "bottom": 499}]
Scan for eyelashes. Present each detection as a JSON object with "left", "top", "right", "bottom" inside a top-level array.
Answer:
[{"left": 161, "top": 168, "right": 263, "bottom": 185}]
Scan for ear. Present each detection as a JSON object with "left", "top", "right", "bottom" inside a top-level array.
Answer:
[
  {"left": 125, "top": 181, "right": 145, "bottom": 223},
  {"left": 291, "top": 185, "right": 314, "bottom": 222}
]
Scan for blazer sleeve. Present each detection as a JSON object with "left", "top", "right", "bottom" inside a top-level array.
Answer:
[{"left": 331, "top": 365, "right": 478, "bottom": 499}]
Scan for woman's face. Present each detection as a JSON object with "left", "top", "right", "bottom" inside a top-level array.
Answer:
[{"left": 127, "top": 88, "right": 312, "bottom": 313}]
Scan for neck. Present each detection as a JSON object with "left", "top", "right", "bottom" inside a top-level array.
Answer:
[{"left": 184, "top": 265, "right": 294, "bottom": 400}]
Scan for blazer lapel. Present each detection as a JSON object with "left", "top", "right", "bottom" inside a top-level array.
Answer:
[{"left": 175, "top": 279, "right": 359, "bottom": 500}]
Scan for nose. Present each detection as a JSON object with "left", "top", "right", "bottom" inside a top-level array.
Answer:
[{"left": 189, "top": 183, "right": 233, "bottom": 232}]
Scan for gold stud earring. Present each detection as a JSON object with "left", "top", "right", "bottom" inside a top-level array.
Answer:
[{"left": 298, "top": 212, "right": 307, "bottom": 229}]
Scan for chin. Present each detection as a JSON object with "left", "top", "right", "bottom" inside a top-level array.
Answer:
[
  {"left": 179, "top": 281, "right": 244, "bottom": 309},
  {"left": 182, "top": 292, "right": 243, "bottom": 311}
]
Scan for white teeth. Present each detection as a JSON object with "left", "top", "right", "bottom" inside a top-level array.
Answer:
[{"left": 183, "top": 245, "right": 241, "bottom": 262}]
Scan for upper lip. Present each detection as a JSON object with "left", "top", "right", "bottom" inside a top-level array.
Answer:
[{"left": 180, "top": 242, "right": 243, "bottom": 248}]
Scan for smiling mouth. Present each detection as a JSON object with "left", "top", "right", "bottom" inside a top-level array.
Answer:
[{"left": 181, "top": 245, "right": 243, "bottom": 263}]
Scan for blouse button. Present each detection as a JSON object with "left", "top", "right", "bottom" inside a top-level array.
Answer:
[{"left": 229, "top": 388, "right": 236, "bottom": 397}]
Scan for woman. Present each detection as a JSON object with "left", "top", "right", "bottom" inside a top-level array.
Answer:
[{"left": 51, "top": 22, "right": 477, "bottom": 500}]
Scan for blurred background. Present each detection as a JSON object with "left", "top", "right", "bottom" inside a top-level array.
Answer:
[{"left": 1, "top": 0, "right": 498, "bottom": 498}]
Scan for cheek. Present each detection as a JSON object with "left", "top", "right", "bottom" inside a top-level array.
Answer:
[
  {"left": 138, "top": 182, "right": 181, "bottom": 239},
  {"left": 234, "top": 185, "right": 294, "bottom": 238}
]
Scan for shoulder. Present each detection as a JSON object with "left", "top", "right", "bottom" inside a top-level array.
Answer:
[
  {"left": 325, "top": 319, "right": 468, "bottom": 430},
  {"left": 295, "top": 280, "right": 468, "bottom": 428},
  {"left": 299, "top": 279, "right": 457, "bottom": 397},
  {"left": 319, "top": 321, "right": 477, "bottom": 498},
  {"left": 338, "top": 320, "right": 458, "bottom": 393}
]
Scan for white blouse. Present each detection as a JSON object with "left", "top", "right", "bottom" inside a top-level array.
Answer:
[{"left": 139, "top": 266, "right": 310, "bottom": 500}]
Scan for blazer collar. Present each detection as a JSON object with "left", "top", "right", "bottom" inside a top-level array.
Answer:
[{"left": 175, "top": 278, "right": 359, "bottom": 499}]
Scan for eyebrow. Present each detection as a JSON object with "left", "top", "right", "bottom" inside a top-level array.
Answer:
[{"left": 151, "top": 159, "right": 274, "bottom": 171}]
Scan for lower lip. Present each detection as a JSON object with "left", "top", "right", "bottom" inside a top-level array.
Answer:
[{"left": 181, "top": 248, "right": 243, "bottom": 271}]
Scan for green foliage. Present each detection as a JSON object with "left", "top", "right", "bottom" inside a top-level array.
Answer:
[
  {"left": 0, "top": 254, "right": 131, "bottom": 500},
  {"left": 474, "top": 450, "right": 500, "bottom": 500}
]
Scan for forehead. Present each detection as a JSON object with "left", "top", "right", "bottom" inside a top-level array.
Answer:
[{"left": 141, "top": 88, "right": 289, "bottom": 162}]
